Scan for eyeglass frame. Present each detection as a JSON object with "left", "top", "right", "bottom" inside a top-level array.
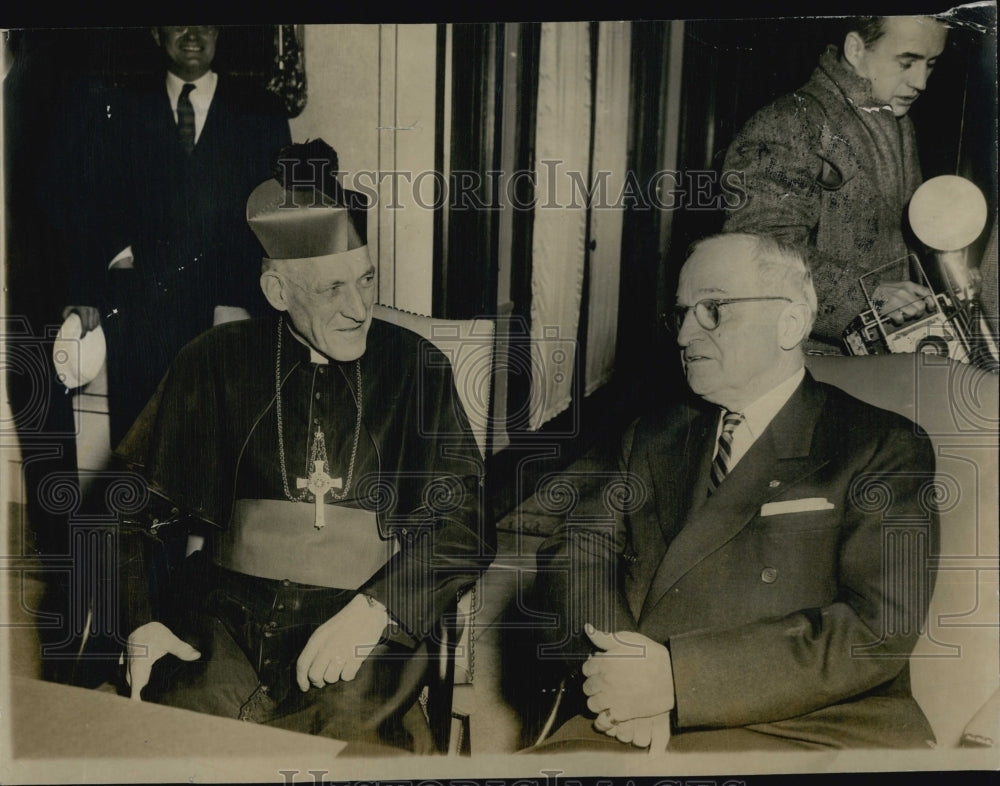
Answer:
[{"left": 670, "top": 296, "right": 794, "bottom": 333}]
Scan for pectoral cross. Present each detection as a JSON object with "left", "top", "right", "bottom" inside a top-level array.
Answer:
[{"left": 297, "top": 461, "right": 343, "bottom": 529}]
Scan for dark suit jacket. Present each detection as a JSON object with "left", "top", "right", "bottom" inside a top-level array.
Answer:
[
  {"left": 87, "top": 73, "right": 291, "bottom": 446},
  {"left": 534, "top": 372, "right": 938, "bottom": 750}
]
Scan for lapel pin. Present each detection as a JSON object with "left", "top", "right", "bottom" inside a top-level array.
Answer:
[{"left": 769, "top": 480, "right": 781, "bottom": 488}]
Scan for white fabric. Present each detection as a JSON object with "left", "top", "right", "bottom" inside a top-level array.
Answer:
[
  {"left": 165, "top": 70, "right": 217, "bottom": 144},
  {"left": 716, "top": 367, "right": 805, "bottom": 472},
  {"left": 528, "top": 22, "right": 592, "bottom": 430},
  {"left": 585, "top": 22, "right": 631, "bottom": 396},
  {"left": 52, "top": 314, "right": 107, "bottom": 390},
  {"left": 108, "top": 245, "right": 134, "bottom": 269}
]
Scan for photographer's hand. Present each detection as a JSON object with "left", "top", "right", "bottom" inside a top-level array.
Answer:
[{"left": 872, "top": 281, "right": 935, "bottom": 325}]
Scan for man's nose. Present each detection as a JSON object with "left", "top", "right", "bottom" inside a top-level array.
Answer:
[
  {"left": 907, "top": 63, "right": 931, "bottom": 92},
  {"left": 675, "top": 308, "right": 700, "bottom": 346},
  {"left": 341, "top": 286, "right": 367, "bottom": 322},
  {"left": 180, "top": 26, "right": 211, "bottom": 39}
]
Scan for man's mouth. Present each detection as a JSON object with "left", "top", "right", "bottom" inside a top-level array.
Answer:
[{"left": 684, "top": 352, "right": 712, "bottom": 363}]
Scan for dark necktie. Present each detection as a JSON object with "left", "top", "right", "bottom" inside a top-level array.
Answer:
[
  {"left": 177, "top": 83, "right": 196, "bottom": 153},
  {"left": 708, "top": 411, "right": 744, "bottom": 496}
]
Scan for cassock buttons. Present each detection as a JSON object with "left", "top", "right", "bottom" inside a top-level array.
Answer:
[
  {"left": 769, "top": 480, "right": 781, "bottom": 488},
  {"left": 761, "top": 567, "right": 778, "bottom": 584},
  {"left": 315, "top": 391, "right": 322, "bottom": 400}
]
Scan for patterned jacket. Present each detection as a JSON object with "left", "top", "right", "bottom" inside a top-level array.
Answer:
[{"left": 723, "top": 47, "right": 923, "bottom": 349}]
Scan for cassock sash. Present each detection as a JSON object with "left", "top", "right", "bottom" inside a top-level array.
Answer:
[{"left": 213, "top": 499, "right": 399, "bottom": 589}]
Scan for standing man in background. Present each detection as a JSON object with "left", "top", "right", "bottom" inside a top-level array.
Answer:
[
  {"left": 63, "top": 25, "right": 292, "bottom": 447},
  {"left": 723, "top": 16, "right": 948, "bottom": 352},
  {"left": 48, "top": 25, "right": 290, "bottom": 686}
]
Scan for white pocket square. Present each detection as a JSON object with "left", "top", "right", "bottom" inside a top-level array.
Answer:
[{"left": 760, "top": 498, "right": 835, "bottom": 516}]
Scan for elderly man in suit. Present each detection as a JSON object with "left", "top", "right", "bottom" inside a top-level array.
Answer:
[{"left": 531, "top": 232, "right": 939, "bottom": 752}]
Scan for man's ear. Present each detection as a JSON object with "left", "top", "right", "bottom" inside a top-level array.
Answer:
[
  {"left": 778, "top": 303, "right": 812, "bottom": 350},
  {"left": 260, "top": 271, "right": 288, "bottom": 312},
  {"left": 842, "top": 32, "right": 867, "bottom": 71}
]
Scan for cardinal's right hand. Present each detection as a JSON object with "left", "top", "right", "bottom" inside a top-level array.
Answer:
[{"left": 123, "top": 621, "right": 201, "bottom": 701}]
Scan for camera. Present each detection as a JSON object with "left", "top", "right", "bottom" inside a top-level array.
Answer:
[{"left": 842, "top": 254, "right": 999, "bottom": 369}]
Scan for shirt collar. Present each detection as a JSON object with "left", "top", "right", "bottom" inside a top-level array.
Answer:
[
  {"left": 165, "top": 69, "right": 217, "bottom": 112},
  {"left": 815, "top": 45, "right": 893, "bottom": 113},
  {"left": 735, "top": 366, "right": 806, "bottom": 441}
]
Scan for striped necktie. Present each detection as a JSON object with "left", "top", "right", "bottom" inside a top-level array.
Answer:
[
  {"left": 177, "top": 83, "right": 196, "bottom": 153},
  {"left": 708, "top": 410, "right": 744, "bottom": 496}
]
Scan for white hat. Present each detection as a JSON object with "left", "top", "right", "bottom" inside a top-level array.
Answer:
[{"left": 52, "top": 313, "right": 106, "bottom": 390}]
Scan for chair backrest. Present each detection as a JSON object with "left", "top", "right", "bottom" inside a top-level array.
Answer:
[
  {"left": 372, "top": 303, "right": 495, "bottom": 753},
  {"left": 372, "top": 304, "right": 495, "bottom": 460},
  {"left": 806, "top": 353, "right": 999, "bottom": 747}
]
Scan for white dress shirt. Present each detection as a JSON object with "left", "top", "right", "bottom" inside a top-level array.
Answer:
[
  {"left": 165, "top": 69, "right": 218, "bottom": 145},
  {"left": 714, "top": 367, "right": 806, "bottom": 472},
  {"left": 108, "top": 71, "right": 220, "bottom": 270}
]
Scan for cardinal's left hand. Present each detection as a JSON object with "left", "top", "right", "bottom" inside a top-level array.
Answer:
[{"left": 296, "top": 594, "right": 389, "bottom": 691}]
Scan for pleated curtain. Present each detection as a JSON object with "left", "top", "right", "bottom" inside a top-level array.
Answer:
[
  {"left": 585, "top": 21, "right": 631, "bottom": 396},
  {"left": 528, "top": 22, "right": 592, "bottom": 430}
]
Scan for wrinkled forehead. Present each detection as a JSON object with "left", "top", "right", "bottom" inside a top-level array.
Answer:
[
  {"left": 275, "top": 246, "right": 374, "bottom": 287},
  {"left": 679, "top": 236, "right": 758, "bottom": 298}
]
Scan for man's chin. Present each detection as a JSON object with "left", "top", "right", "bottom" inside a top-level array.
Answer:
[
  {"left": 322, "top": 333, "right": 368, "bottom": 363},
  {"left": 890, "top": 100, "right": 915, "bottom": 117}
]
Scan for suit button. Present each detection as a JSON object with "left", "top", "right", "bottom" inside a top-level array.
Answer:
[{"left": 761, "top": 567, "right": 778, "bottom": 584}]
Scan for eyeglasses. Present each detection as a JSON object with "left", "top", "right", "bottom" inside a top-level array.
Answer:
[{"left": 671, "top": 296, "right": 793, "bottom": 332}]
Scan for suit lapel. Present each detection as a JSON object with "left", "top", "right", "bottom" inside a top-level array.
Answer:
[
  {"left": 195, "top": 77, "right": 224, "bottom": 151},
  {"left": 638, "top": 374, "right": 830, "bottom": 623},
  {"left": 661, "top": 408, "right": 715, "bottom": 540}
]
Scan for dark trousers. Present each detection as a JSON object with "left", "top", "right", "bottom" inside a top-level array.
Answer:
[{"left": 143, "top": 558, "right": 432, "bottom": 751}]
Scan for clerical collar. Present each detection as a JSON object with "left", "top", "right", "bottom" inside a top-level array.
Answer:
[
  {"left": 733, "top": 367, "right": 806, "bottom": 443},
  {"left": 284, "top": 321, "right": 329, "bottom": 365}
]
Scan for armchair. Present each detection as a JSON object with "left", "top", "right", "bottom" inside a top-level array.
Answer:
[
  {"left": 371, "top": 304, "right": 496, "bottom": 753},
  {"left": 530, "top": 353, "right": 998, "bottom": 751},
  {"left": 805, "top": 352, "right": 999, "bottom": 749},
  {"left": 114, "top": 305, "right": 495, "bottom": 754}
]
